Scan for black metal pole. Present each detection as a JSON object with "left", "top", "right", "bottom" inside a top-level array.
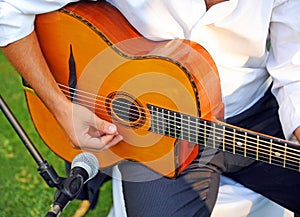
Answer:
[
  {"left": 0, "top": 94, "right": 44, "bottom": 163},
  {"left": 0, "top": 94, "right": 62, "bottom": 187}
]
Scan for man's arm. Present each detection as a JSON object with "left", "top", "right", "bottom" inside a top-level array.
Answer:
[
  {"left": 294, "top": 127, "right": 300, "bottom": 143},
  {"left": 1, "top": 31, "right": 123, "bottom": 151}
]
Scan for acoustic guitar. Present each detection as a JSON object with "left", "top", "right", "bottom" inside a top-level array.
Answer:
[{"left": 24, "top": 1, "right": 300, "bottom": 178}]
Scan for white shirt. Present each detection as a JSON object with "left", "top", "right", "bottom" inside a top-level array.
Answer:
[{"left": 1, "top": 0, "right": 300, "bottom": 139}]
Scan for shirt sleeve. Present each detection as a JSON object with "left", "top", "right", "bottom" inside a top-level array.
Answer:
[
  {"left": 267, "top": 0, "right": 300, "bottom": 140},
  {"left": 0, "top": 0, "right": 80, "bottom": 46}
]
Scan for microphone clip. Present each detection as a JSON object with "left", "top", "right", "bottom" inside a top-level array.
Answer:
[
  {"left": 57, "top": 171, "right": 86, "bottom": 201},
  {"left": 46, "top": 166, "right": 89, "bottom": 217}
]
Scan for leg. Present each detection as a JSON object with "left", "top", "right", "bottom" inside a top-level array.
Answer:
[
  {"left": 228, "top": 161, "right": 300, "bottom": 213},
  {"left": 118, "top": 151, "right": 223, "bottom": 217}
]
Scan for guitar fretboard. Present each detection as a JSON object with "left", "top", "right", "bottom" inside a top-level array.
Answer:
[{"left": 147, "top": 104, "right": 300, "bottom": 172}]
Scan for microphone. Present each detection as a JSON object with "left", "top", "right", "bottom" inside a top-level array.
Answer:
[{"left": 46, "top": 152, "right": 99, "bottom": 217}]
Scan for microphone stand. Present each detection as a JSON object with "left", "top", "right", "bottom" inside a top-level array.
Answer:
[
  {"left": 0, "top": 94, "right": 63, "bottom": 187},
  {"left": 0, "top": 95, "right": 68, "bottom": 215}
]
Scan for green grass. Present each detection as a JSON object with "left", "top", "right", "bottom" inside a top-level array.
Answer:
[{"left": 0, "top": 50, "right": 112, "bottom": 217}]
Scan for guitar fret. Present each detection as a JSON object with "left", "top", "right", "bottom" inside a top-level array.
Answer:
[
  {"left": 195, "top": 118, "right": 199, "bottom": 144},
  {"left": 183, "top": 114, "right": 196, "bottom": 142},
  {"left": 216, "top": 124, "right": 223, "bottom": 149},
  {"left": 204, "top": 120, "right": 207, "bottom": 147},
  {"left": 222, "top": 126, "right": 226, "bottom": 152},
  {"left": 273, "top": 143, "right": 283, "bottom": 159},
  {"left": 161, "top": 109, "right": 165, "bottom": 135},
  {"left": 213, "top": 123, "right": 216, "bottom": 149},
  {"left": 233, "top": 129, "right": 236, "bottom": 155},
  {"left": 160, "top": 107, "right": 163, "bottom": 134},
  {"left": 205, "top": 122, "right": 222, "bottom": 150},
  {"left": 234, "top": 129, "right": 247, "bottom": 157},
  {"left": 167, "top": 110, "right": 175, "bottom": 138},
  {"left": 271, "top": 140, "right": 287, "bottom": 168},
  {"left": 158, "top": 107, "right": 161, "bottom": 134},
  {"left": 180, "top": 114, "right": 184, "bottom": 140},
  {"left": 155, "top": 106, "right": 159, "bottom": 134},
  {"left": 158, "top": 107, "right": 162, "bottom": 134},
  {"left": 150, "top": 105, "right": 156, "bottom": 133},
  {"left": 173, "top": 111, "right": 176, "bottom": 138},
  {"left": 238, "top": 131, "right": 256, "bottom": 159},
  {"left": 284, "top": 143, "right": 287, "bottom": 168},
  {"left": 177, "top": 113, "right": 182, "bottom": 139},
  {"left": 147, "top": 103, "right": 300, "bottom": 174},
  {"left": 188, "top": 116, "right": 191, "bottom": 142},
  {"left": 224, "top": 127, "right": 234, "bottom": 155},
  {"left": 269, "top": 139, "right": 273, "bottom": 164},
  {"left": 167, "top": 110, "right": 171, "bottom": 137},
  {"left": 256, "top": 135, "right": 259, "bottom": 160},
  {"left": 244, "top": 132, "right": 247, "bottom": 157}
]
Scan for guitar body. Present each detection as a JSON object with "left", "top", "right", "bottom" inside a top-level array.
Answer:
[{"left": 25, "top": 1, "right": 223, "bottom": 178}]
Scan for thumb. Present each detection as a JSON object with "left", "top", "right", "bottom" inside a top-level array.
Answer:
[{"left": 93, "top": 115, "right": 118, "bottom": 135}]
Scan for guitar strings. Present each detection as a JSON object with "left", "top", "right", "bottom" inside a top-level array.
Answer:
[
  {"left": 59, "top": 83, "right": 299, "bottom": 153},
  {"left": 58, "top": 83, "right": 300, "bottom": 167},
  {"left": 59, "top": 91, "right": 300, "bottom": 169},
  {"left": 60, "top": 92, "right": 300, "bottom": 169},
  {"left": 59, "top": 83, "right": 298, "bottom": 147}
]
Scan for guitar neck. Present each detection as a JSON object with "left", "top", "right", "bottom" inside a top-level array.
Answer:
[{"left": 148, "top": 104, "right": 300, "bottom": 172}]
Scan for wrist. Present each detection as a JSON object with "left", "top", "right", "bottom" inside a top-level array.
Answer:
[
  {"left": 294, "top": 127, "right": 300, "bottom": 143},
  {"left": 51, "top": 95, "right": 72, "bottom": 121}
]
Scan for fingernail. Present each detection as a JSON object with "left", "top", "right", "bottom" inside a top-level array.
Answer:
[{"left": 108, "top": 125, "right": 117, "bottom": 133}]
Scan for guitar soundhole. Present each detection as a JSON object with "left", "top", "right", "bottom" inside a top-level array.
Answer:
[
  {"left": 106, "top": 92, "right": 146, "bottom": 128},
  {"left": 112, "top": 98, "right": 139, "bottom": 122}
]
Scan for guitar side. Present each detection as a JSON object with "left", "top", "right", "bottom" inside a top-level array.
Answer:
[{"left": 24, "top": 1, "right": 223, "bottom": 178}]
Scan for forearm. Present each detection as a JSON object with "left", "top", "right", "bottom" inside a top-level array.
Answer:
[
  {"left": 1, "top": 31, "right": 70, "bottom": 120},
  {"left": 1, "top": 30, "right": 122, "bottom": 150}
]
